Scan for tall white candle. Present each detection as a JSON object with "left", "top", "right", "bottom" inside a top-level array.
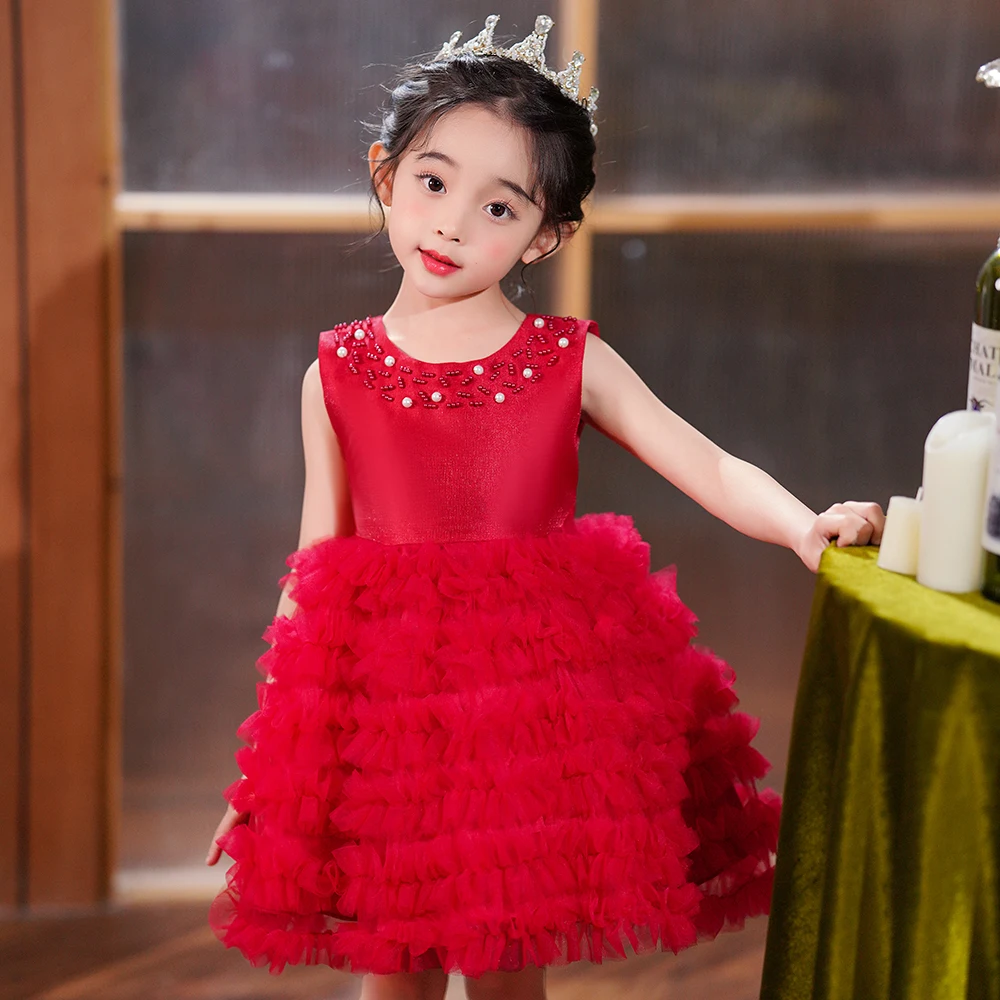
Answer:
[{"left": 917, "top": 410, "right": 996, "bottom": 593}]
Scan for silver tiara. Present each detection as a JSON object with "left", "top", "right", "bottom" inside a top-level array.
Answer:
[
  {"left": 978, "top": 58, "right": 1000, "bottom": 87},
  {"left": 434, "top": 14, "right": 600, "bottom": 136}
]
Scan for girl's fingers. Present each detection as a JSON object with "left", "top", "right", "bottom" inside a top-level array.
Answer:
[
  {"left": 800, "top": 501, "right": 886, "bottom": 572},
  {"left": 838, "top": 500, "right": 886, "bottom": 544},
  {"left": 813, "top": 512, "right": 844, "bottom": 542},
  {"left": 836, "top": 516, "right": 873, "bottom": 547},
  {"left": 206, "top": 833, "right": 222, "bottom": 864},
  {"left": 206, "top": 826, "right": 226, "bottom": 865},
  {"left": 819, "top": 503, "right": 885, "bottom": 547},
  {"left": 814, "top": 511, "right": 872, "bottom": 547},
  {"left": 206, "top": 806, "right": 250, "bottom": 865},
  {"left": 863, "top": 502, "right": 885, "bottom": 544}
]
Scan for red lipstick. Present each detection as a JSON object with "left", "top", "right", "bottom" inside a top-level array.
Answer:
[{"left": 420, "top": 248, "right": 460, "bottom": 275}]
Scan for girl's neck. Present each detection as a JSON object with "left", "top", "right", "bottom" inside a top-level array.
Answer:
[{"left": 382, "top": 278, "right": 524, "bottom": 344}]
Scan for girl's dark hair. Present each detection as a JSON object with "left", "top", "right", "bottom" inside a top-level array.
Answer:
[{"left": 366, "top": 53, "right": 597, "bottom": 270}]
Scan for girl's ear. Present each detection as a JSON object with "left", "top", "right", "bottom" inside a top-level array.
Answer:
[
  {"left": 521, "top": 222, "right": 576, "bottom": 265},
  {"left": 368, "top": 141, "right": 394, "bottom": 206}
]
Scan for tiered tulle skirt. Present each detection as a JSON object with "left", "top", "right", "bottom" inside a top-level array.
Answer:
[{"left": 208, "top": 512, "right": 781, "bottom": 977}]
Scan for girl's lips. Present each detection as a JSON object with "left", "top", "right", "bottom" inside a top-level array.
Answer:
[{"left": 420, "top": 249, "right": 460, "bottom": 275}]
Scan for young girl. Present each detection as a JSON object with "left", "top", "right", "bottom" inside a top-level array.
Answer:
[{"left": 205, "top": 14, "right": 883, "bottom": 1000}]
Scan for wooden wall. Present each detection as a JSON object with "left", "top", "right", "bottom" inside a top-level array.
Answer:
[{"left": 0, "top": 0, "right": 119, "bottom": 910}]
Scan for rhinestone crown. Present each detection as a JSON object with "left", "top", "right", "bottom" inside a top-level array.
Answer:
[
  {"left": 433, "top": 14, "right": 599, "bottom": 136},
  {"left": 978, "top": 58, "right": 1000, "bottom": 87}
]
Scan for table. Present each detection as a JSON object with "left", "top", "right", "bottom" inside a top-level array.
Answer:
[{"left": 759, "top": 545, "right": 1000, "bottom": 1000}]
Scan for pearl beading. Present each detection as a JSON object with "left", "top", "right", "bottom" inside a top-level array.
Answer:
[{"left": 329, "top": 316, "right": 577, "bottom": 409}]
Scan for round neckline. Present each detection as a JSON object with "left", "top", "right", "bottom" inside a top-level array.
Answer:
[{"left": 372, "top": 313, "right": 535, "bottom": 367}]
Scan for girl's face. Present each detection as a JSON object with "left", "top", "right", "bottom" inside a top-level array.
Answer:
[{"left": 369, "top": 104, "right": 561, "bottom": 302}]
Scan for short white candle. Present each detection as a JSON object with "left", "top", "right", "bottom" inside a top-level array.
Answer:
[
  {"left": 877, "top": 496, "right": 921, "bottom": 575},
  {"left": 917, "top": 410, "right": 996, "bottom": 593}
]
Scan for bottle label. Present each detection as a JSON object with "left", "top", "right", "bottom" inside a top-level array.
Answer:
[{"left": 969, "top": 323, "right": 1000, "bottom": 411}]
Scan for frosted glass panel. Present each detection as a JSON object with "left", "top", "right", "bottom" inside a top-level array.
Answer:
[
  {"left": 120, "top": 1, "right": 552, "bottom": 192},
  {"left": 598, "top": 0, "right": 1000, "bottom": 192},
  {"left": 589, "top": 231, "right": 979, "bottom": 506},
  {"left": 120, "top": 231, "right": 553, "bottom": 869}
]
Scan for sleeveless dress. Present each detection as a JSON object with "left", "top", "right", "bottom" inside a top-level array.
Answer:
[{"left": 208, "top": 312, "right": 782, "bottom": 978}]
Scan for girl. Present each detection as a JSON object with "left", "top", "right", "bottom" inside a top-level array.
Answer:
[{"left": 205, "top": 15, "right": 883, "bottom": 1000}]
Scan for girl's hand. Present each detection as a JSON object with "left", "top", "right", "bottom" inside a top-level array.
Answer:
[
  {"left": 206, "top": 803, "right": 250, "bottom": 866},
  {"left": 795, "top": 501, "right": 886, "bottom": 573}
]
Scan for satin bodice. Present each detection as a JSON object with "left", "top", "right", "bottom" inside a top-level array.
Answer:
[{"left": 317, "top": 312, "right": 598, "bottom": 545}]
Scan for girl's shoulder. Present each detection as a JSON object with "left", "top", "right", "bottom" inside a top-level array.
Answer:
[
  {"left": 317, "top": 316, "right": 381, "bottom": 377},
  {"left": 319, "top": 315, "right": 376, "bottom": 347},
  {"left": 526, "top": 314, "right": 602, "bottom": 342}
]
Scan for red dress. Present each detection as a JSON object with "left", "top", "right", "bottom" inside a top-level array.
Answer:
[{"left": 208, "top": 312, "right": 781, "bottom": 978}]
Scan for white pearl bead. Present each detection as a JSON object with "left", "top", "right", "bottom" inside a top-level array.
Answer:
[
  {"left": 384, "top": 355, "right": 395, "bottom": 367},
  {"left": 473, "top": 364, "right": 484, "bottom": 375},
  {"left": 494, "top": 392, "right": 505, "bottom": 403},
  {"left": 431, "top": 391, "right": 442, "bottom": 402},
  {"left": 533, "top": 317, "right": 545, "bottom": 328},
  {"left": 557, "top": 336, "right": 569, "bottom": 348},
  {"left": 522, "top": 367, "right": 533, "bottom": 378},
  {"left": 336, "top": 346, "right": 348, "bottom": 358},
  {"left": 401, "top": 396, "right": 413, "bottom": 407},
  {"left": 353, "top": 328, "right": 365, "bottom": 340}
]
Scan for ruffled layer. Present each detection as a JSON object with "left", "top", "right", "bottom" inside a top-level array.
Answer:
[{"left": 209, "top": 512, "right": 781, "bottom": 977}]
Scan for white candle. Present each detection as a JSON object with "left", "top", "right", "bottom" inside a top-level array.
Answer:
[
  {"left": 917, "top": 410, "right": 996, "bottom": 593},
  {"left": 877, "top": 496, "right": 921, "bottom": 575}
]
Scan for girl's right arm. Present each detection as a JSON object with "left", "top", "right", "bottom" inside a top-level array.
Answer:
[
  {"left": 207, "top": 358, "right": 352, "bottom": 866},
  {"left": 581, "top": 333, "right": 882, "bottom": 572},
  {"left": 270, "top": 357, "right": 354, "bottom": 626}
]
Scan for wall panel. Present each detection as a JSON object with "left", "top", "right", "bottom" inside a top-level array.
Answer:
[
  {"left": 0, "top": 0, "right": 26, "bottom": 911},
  {"left": 18, "top": 0, "right": 115, "bottom": 907}
]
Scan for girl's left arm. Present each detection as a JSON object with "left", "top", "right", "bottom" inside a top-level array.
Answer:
[{"left": 581, "top": 333, "right": 884, "bottom": 573}]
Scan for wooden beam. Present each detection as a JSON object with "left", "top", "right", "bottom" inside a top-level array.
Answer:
[
  {"left": 0, "top": 0, "right": 27, "bottom": 910},
  {"left": 103, "top": 0, "right": 124, "bottom": 918},
  {"left": 587, "top": 192, "right": 1000, "bottom": 233},
  {"left": 553, "top": 223, "right": 593, "bottom": 322},
  {"left": 558, "top": 0, "right": 598, "bottom": 96},
  {"left": 115, "top": 190, "right": 1000, "bottom": 235},
  {"left": 20, "top": 0, "right": 116, "bottom": 906},
  {"left": 553, "top": 0, "right": 599, "bottom": 319},
  {"left": 116, "top": 191, "right": 378, "bottom": 233}
]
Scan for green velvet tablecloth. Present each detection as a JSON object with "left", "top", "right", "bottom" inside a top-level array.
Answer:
[{"left": 759, "top": 545, "right": 1000, "bottom": 1000}]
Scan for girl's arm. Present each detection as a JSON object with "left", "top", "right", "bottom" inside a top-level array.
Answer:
[
  {"left": 581, "top": 333, "right": 883, "bottom": 573},
  {"left": 212, "top": 360, "right": 354, "bottom": 824},
  {"left": 271, "top": 358, "right": 354, "bottom": 625}
]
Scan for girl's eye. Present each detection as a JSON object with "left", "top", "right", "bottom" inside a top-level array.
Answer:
[
  {"left": 418, "top": 173, "right": 444, "bottom": 193},
  {"left": 488, "top": 202, "right": 515, "bottom": 220}
]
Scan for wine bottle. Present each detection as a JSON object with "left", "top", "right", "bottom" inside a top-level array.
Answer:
[
  {"left": 983, "top": 403, "right": 1000, "bottom": 600},
  {"left": 984, "top": 493, "right": 1000, "bottom": 602},
  {"left": 976, "top": 238, "right": 1000, "bottom": 600},
  {"left": 969, "top": 236, "right": 1000, "bottom": 412}
]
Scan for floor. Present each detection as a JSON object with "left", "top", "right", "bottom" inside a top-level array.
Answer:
[{"left": 1, "top": 901, "right": 768, "bottom": 999}]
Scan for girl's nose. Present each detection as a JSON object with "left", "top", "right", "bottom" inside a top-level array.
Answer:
[{"left": 435, "top": 209, "right": 464, "bottom": 242}]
